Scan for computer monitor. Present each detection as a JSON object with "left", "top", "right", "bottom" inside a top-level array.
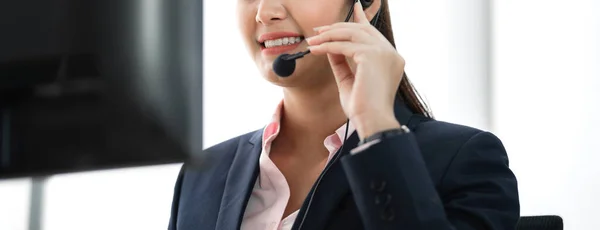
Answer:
[{"left": 0, "top": 0, "right": 204, "bottom": 179}]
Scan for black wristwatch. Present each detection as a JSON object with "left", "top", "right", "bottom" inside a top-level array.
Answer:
[{"left": 358, "top": 125, "right": 410, "bottom": 146}]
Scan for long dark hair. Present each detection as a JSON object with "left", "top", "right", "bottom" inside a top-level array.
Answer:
[{"left": 373, "top": 0, "right": 433, "bottom": 118}]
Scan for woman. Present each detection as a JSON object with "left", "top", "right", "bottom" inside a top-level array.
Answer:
[{"left": 169, "top": 0, "right": 520, "bottom": 229}]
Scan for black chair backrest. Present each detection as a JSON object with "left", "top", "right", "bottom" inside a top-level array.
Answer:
[{"left": 516, "top": 215, "right": 563, "bottom": 230}]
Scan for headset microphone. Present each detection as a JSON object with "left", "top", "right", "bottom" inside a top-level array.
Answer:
[
  {"left": 273, "top": 50, "right": 310, "bottom": 77},
  {"left": 272, "top": 0, "right": 374, "bottom": 77}
]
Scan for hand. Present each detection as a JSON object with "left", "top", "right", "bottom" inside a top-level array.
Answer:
[{"left": 306, "top": 2, "right": 404, "bottom": 138}]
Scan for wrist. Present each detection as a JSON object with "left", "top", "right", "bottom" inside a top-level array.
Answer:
[{"left": 353, "top": 113, "right": 401, "bottom": 140}]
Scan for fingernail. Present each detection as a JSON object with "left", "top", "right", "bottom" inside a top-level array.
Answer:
[
  {"left": 356, "top": 0, "right": 363, "bottom": 9},
  {"left": 305, "top": 38, "right": 313, "bottom": 45},
  {"left": 313, "top": 26, "right": 326, "bottom": 32}
]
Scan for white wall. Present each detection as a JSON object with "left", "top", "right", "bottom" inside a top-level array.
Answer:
[
  {"left": 493, "top": 1, "right": 600, "bottom": 229},
  {"left": 0, "top": 0, "right": 598, "bottom": 229},
  {"left": 389, "top": 0, "right": 492, "bottom": 131}
]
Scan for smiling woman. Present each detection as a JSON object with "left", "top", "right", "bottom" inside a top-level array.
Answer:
[{"left": 168, "top": 0, "right": 520, "bottom": 229}]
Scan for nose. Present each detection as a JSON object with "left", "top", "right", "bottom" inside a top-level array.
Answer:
[{"left": 255, "top": 0, "right": 287, "bottom": 25}]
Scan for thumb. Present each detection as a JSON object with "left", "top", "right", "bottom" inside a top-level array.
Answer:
[{"left": 327, "top": 53, "right": 354, "bottom": 95}]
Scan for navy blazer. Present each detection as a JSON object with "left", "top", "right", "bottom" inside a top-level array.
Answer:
[{"left": 168, "top": 101, "right": 520, "bottom": 230}]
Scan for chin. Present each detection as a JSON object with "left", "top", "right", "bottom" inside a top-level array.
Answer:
[
  {"left": 262, "top": 70, "right": 299, "bottom": 87},
  {"left": 258, "top": 54, "right": 331, "bottom": 87}
]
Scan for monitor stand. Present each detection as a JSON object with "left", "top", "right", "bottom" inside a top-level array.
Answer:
[{"left": 28, "top": 177, "right": 46, "bottom": 230}]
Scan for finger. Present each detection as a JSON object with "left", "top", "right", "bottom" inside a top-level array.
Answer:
[
  {"left": 309, "top": 41, "right": 368, "bottom": 61},
  {"left": 327, "top": 53, "right": 354, "bottom": 90},
  {"left": 306, "top": 28, "right": 371, "bottom": 46},
  {"left": 314, "top": 22, "right": 385, "bottom": 40},
  {"left": 353, "top": 1, "right": 370, "bottom": 24}
]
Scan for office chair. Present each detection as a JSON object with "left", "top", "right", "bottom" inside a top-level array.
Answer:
[{"left": 516, "top": 215, "right": 563, "bottom": 230}]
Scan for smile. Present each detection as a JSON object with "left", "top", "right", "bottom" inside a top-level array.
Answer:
[{"left": 262, "top": 36, "right": 304, "bottom": 48}]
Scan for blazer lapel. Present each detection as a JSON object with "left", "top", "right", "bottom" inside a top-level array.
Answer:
[{"left": 215, "top": 130, "right": 263, "bottom": 230}]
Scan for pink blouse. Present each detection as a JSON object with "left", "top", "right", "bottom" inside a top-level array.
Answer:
[{"left": 240, "top": 100, "right": 355, "bottom": 230}]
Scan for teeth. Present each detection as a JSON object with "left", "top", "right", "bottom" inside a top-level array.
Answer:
[{"left": 264, "top": 37, "right": 303, "bottom": 48}]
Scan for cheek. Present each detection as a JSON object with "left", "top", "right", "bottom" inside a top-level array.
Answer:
[
  {"left": 236, "top": 8, "right": 259, "bottom": 56},
  {"left": 238, "top": 20, "right": 254, "bottom": 45},
  {"left": 236, "top": 11, "right": 253, "bottom": 38},
  {"left": 296, "top": 5, "right": 346, "bottom": 36}
]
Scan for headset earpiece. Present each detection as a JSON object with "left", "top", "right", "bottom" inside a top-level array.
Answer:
[{"left": 360, "top": 0, "right": 374, "bottom": 9}]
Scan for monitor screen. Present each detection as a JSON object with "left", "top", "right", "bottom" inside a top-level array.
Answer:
[{"left": 0, "top": 0, "right": 204, "bottom": 179}]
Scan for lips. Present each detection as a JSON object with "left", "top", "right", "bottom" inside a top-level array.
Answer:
[
  {"left": 257, "top": 31, "right": 303, "bottom": 43},
  {"left": 257, "top": 32, "right": 305, "bottom": 56}
]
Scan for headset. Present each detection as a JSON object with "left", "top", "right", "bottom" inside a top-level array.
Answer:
[
  {"left": 272, "top": 0, "right": 381, "bottom": 77},
  {"left": 289, "top": 2, "right": 381, "bottom": 228},
  {"left": 270, "top": 0, "right": 381, "bottom": 170},
  {"left": 270, "top": 0, "right": 381, "bottom": 162}
]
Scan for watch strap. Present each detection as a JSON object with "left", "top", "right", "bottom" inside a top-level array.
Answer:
[{"left": 358, "top": 125, "right": 410, "bottom": 146}]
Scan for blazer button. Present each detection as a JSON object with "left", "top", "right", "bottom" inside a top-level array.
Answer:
[
  {"left": 370, "top": 180, "right": 386, "bottom": 192},
  {"left": 375, "top": 194, "right": 392, "bottom": 206},
  {"left": 380, "top": 206, "right": 395, "bottom": 221}
]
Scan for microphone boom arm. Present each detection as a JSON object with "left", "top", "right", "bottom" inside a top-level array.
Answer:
[{"left": 282, "top": 50, "right": 311, "bottom": 61}]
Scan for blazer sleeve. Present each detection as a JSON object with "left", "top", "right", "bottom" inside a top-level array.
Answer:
[
  {"left": 168, "top": 166, "right": 185, "bottom": 230},
  {"left": 340, "top": 131, "right": 520, "bottom": 230}
]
